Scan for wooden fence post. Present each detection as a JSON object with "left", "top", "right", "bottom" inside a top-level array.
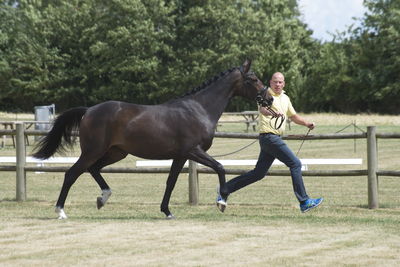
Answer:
[
  {"left": 367, "top": 126, "right": 378, "bottom": 209},
  {"left": 16, "top": 123, "right": 26, "bottom": 201},
  {"left": 188, "top": 160, "right": 199, "bottom": 205}
]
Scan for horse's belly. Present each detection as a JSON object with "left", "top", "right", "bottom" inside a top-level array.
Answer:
[{"left": 121, "top": 138, "right": 183, "bottom": 160}]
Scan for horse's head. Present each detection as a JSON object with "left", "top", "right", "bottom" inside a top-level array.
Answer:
[{"left": 236, "top": 59, "right": 273, "bottom": 108}]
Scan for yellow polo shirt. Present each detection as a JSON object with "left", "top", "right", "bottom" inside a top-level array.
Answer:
[{"left": 259, "top": 88, "right": 296, "bottom": 135}]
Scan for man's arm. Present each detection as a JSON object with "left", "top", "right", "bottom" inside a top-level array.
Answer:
[
  {"left": 290, "top": 114, "right": 315, "bottom": 130},
  {"left": 259, "top": 106, "right": 275, "bottom": 116},
  {"left": 259, "top": 106, "right": 284, "bottom": 117}
]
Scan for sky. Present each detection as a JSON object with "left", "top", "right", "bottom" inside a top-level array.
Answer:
[{"left": 297, "top": 0, "right": 367, "bottom": 41}]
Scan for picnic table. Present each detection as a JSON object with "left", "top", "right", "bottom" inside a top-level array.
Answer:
[
  {"left": 0, "top": 121, "right": 51, "bottom": 147},
  {"left": 219, "top": 111, "right": 259, "bottom": 132},
  {"left": 219, "top": 111, "right": 293, "bottom": 132}
]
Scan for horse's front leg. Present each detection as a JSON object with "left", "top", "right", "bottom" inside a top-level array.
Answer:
[{"left": 160, "top": 158, "right": 187, "bottom": 219}]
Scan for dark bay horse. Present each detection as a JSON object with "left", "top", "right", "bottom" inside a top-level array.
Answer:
[{"left": 32, "top": 59, "right": 272, "bottom": 219}]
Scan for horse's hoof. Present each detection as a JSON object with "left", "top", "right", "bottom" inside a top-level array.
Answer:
[
  {"left": 216, "top": 202, "right": 226, "bottom": 213},
  {"left": 166, "top": 214, "right": 176, "bottom": 220},
  {"left": 97, "top": 189, "right": 111, "bottom": 209},
  {"left": 55, "top": 207, "right": 68, "bottom": 220},
  {"left": 97, "top": 197, "right": 104, "bottom": 209}
]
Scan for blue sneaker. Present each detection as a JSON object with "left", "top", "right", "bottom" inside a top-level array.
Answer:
[
  {"left": 300, "top": 197, "right": 324, "bottom": 213},
  {"left": 216, "top": 186, "right": 227, "bottom": 212}
]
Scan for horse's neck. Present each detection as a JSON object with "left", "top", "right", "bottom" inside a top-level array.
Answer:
[{"left": 193, "top": 76, "right": 239, "bottom": 122}]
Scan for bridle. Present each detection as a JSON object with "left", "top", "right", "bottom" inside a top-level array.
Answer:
[
  {"left": 255, "top": 87, "right": 285, "bottom": 130},
  {"left": 239, "top": 67, "right": 284, "bottom": 130}
]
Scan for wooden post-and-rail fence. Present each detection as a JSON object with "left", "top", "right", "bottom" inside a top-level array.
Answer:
[{"left": 1, "top": 123, "right": 400, "bottom": 208}]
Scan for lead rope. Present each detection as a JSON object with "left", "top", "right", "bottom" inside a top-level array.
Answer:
[
  {"left": 296, "top": 128, "right": 311, "bottom": 157},
  {"left": 212, "top": 88, "right": 284, "bottom": 158},
  {"left": 212, "top": 127, "right": 311, "bottom": 158},
  {"left": 211, "top": 139, "right": 258, "bottom": 158}
]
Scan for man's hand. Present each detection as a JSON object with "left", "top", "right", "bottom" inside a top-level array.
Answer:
[
  {"left": 260, "top": 107, "right": 283, "bottom": 118},
  {"left": 290, "top": 114, "right": 315, "bottom": 130}
]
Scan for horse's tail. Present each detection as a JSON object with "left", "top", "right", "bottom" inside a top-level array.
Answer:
[{"left": 32, "top": 107, "right": 88, "bottom": 159}]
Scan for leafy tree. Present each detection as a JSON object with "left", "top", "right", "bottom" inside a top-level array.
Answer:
[
  {"left": 1, "top": 0, "right": 175, "bottom": 110},
  {"left": 0, "top": 1, "right": 60, "bottom": 110},
  {"left": 0, "top": 0, "right": 315, "bottom": 112},
  {"left": 302, "top": 39, "right": 368, "bottom": 112},
  {"left": 302, "top": 0, "right": 400, "bottom": 113},
  {"left": 0, "top": 4, "right": 15, "bottom": 109},
  {"left": 355, "top": 0, "right": 400, "bottom": 113},
  {"left": 170, "top": 0, "right": 315, "bottom": 111}
]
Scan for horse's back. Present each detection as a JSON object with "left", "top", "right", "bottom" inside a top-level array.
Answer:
[{"left": 78, "top": 100, "right": 215, "bottom": 159}]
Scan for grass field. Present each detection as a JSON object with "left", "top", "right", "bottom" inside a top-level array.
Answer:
[{"left": 1, "top": 112, "right": 400, "bottom": 266}]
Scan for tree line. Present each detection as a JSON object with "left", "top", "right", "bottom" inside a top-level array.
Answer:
[{"left": 0, "top": 0, "right": 399, "bottom": 114}]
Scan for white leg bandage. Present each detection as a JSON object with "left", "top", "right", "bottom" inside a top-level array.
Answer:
[
  {"left": 55, "top": 206, "right": 67, "bottom": 220},
  {"left": 101, "top": 189, "right": 112, "bottom": 205}
]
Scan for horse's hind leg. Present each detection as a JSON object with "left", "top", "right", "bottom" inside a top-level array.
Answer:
[
  {"left": 55, "top": 156, "right": 96, "bottom": 219},
  {"left": 160, "top": 158, "right": 187, "bottom": 219},
  {"left": 87, "top": 147, "right": 128, "bottom": 209}
]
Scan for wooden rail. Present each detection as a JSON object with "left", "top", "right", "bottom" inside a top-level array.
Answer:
[{"left": 1, "top": 123, "right": 400, "bottom": 208}]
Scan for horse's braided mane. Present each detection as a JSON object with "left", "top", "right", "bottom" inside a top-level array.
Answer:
[{"left": 181, "top": 67, "right": 238, "bottom": 97}]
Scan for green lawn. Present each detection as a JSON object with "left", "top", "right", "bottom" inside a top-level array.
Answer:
[{"left": 0, "top": 113, "right": 399, "bottom": 266}]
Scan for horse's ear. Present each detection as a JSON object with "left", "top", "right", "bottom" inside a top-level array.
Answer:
[{"left": 242, "top": 59, "right": 252, "bottom": 73}]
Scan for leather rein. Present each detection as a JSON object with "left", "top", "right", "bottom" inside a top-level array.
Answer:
[{"left": 255, "top": 87, "right": 285, "bottom": 130}]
